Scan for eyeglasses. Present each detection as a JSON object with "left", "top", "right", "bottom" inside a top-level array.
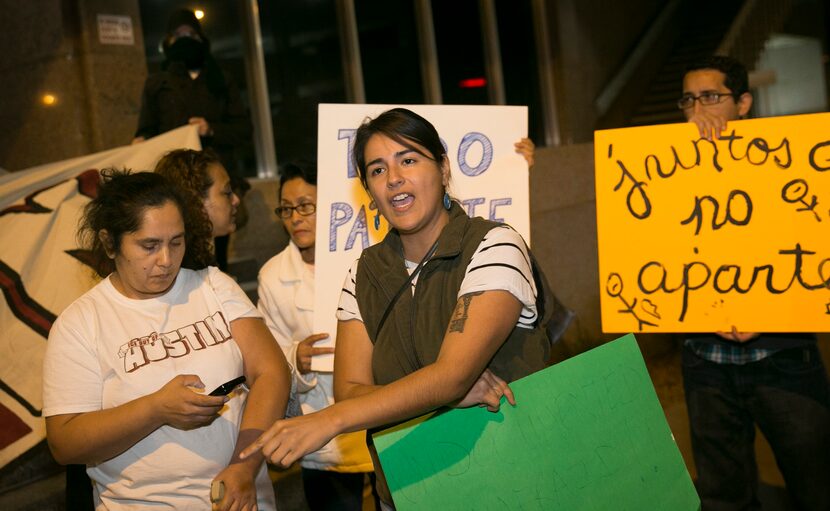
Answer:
[
  {"left": 677, "top": 91, "right": 737, "bottom": 110},
  {"left": 274, "top": 203, "right": 316, "bottom": 218}
]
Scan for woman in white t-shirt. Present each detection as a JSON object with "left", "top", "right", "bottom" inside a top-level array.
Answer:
[
  {"left": 43, "top": 170, "right": 290, "bottom": 510},
  {"left": 240, "top": 108, "right": 549, "bottom": 509}
]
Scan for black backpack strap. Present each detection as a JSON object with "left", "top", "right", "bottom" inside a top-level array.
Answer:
[
  {"left": 528, "top": 247, "right": 575, "bottom": 346},
  {"left": 374, "top": 239, "right": 440, "bottom": 340}
]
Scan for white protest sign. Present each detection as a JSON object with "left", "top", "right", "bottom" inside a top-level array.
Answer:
[{"left": 312, "top": 104, "right": 529, "bottom": 371}]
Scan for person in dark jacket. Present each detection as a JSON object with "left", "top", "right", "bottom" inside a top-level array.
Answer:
[
  {"left": 133, "top": 9, "right": 251, "bottom": 270},
  {"left": 133, "top": 9, "right": 250, "bottom": 171}
]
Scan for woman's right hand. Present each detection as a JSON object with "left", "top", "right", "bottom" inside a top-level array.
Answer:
[
  {"left": 295, "top": 333, "right": 334, "bottom": 374},
  {"left": 153, "top": 375, "right": 228, "bottom": 430},
  {"left": 238, "top": 411, "right": 338, "bottom": 468},
  {"left": 454, "top": 369, "right": 515, "bottom": 412}
]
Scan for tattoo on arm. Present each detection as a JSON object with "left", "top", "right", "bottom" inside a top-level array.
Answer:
[{"left": 448, "top": 292, "right": 484, "bottom": 334}]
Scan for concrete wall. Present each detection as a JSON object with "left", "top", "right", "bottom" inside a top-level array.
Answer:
[
  {"left": 228, "top": 178, "right": 290, "bottom": 278},
  {"left": 0, "top": 0, "right": 145, "bottom": 171},
  {"left": 529, "top": 143, "right": 605, "bottom": 348}
]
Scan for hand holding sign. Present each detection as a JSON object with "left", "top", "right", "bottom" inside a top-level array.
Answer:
[{"left": 296, "top": 333, "right": 333, "bottom": 374}]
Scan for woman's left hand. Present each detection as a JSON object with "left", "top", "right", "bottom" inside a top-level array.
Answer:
[
  {"left": 239, "top": 412, "right": 337, "bottom": 468},
  {"left": 454, "top": 369, "right": 515, "bottom": 412},
  {"left": 211, "top": 464, "right": 258, "bottom": 511},
  {"left": 295, "top": 333, "right": 334, "bottom": 374}
]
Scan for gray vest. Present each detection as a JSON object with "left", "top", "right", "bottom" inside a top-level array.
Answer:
[{"left": 355, "top": 203, "right": 550, "bottom": 386}]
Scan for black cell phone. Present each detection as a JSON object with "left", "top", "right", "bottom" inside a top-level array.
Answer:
[{"left": 209, "top": 376, "right": 246, "bottom": 396}]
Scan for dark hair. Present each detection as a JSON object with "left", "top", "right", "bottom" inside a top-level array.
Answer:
[
  {"left": 167, "top": 9, "right": 204, "bottom": 36},
  {"left": 163, "top": 8, "right": 209, "bottom": 49},
  {"left": 154, "top": 149, "right": 220, "bottom": 258},
  {"left": 78, "top": 169, "right": 212, "bottom": 277},
  {"left": 155, "top": 148, "right": 220, "bottom": 199},
  {"left": 352, "top": 108, "right": 446, "bottom": 190},
  {"left": 278, "top": 160, "right": 317, "bottom": 200},
  {"left": 685, "top": 56, "right": 749, "bottom": 96},
  {"left": 160, "top": 9, "right": 230, "bottom": 97}
]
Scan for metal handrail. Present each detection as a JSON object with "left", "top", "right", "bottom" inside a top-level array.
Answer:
[
  {"left": 716, "top": 0, "right": 793, "bottom": 70},
  {"left": 594, "top": 0, "right": 683, "bottom": 118}
]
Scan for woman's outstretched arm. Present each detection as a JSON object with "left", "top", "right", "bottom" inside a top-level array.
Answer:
[{"left": 240, "top": 290, "right": 522, "bottom": 466}]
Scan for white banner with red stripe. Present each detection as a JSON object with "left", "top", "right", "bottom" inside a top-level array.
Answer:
[{"left": 0, "top": 126, "right": 200, "bottom": 468}]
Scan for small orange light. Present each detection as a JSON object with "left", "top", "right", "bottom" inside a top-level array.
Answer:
[
  {"left": 194, "top": 9, "right": 205, "bottom": 20},
  {"left": 42, "top": 94, "right": 57, "bottom": 106}
]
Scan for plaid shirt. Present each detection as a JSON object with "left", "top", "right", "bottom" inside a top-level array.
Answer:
[{"left": 685, "top": 338, "right": 778, "bottom": 365}]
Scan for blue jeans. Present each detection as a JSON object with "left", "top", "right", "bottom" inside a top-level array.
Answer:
[{"left": 682, "top": 343, "right": 830, "bottom": 510}]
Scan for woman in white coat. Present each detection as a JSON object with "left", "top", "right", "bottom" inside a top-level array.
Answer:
[{"left": 257, "top": 161, "right": 376, "bottom": 510}]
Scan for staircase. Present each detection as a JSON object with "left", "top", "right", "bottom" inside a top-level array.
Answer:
[{"left": 628, "top": 0, "right": 745, "bottom": 127}]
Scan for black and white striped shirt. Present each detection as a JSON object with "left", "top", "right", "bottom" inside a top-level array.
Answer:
[{"left": 337, "top": 226, "right": 538, "bottom": 329}]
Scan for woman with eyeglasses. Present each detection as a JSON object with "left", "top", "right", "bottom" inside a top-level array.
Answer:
[{"left": 257, "top": 161, "right": 377, "bottom": 511}]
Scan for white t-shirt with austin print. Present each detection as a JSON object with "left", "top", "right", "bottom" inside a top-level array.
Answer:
[{"left": 43, "top": 266, "right": 275, "bottom": 511}]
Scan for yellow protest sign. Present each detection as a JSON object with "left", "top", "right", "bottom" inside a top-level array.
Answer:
[{"left": 594, "top": 113, "right": 830, "bottom": 333}]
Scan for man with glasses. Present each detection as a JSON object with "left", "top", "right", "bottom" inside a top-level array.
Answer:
[
  {"left": 679, "top": 56, "right": 753, "bottom": 140},
  {"left": 677, "top": 56, "right": 830, "bottom": 510}
]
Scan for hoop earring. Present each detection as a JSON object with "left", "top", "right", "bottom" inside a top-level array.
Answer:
[{"left": 443, "top": 192, "right": 451, "bottom": 210}]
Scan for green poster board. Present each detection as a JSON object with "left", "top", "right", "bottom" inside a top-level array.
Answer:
[{"left": 373, "top": 334, "right": 699, "bottom": 510}]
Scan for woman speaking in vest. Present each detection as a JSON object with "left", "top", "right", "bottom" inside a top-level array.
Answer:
[{"left": 242, "top": 108, "right": 549, "bottom": 509}]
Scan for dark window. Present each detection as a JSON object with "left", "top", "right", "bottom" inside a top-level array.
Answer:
[
  {"left": 355, "top": 0, "right": 424, "bottom": 104},
  {"left": 432, "top": 0, "right": 488, "bottom": 105},
  {"left": 138, "top": 1, "right": 255, "bottom": 176},
  {"left": 495, "top": 1, "right": 544, "bottom": 144},
  {"left": 259, "top": 0, "right": 346, "bottom": 163}
]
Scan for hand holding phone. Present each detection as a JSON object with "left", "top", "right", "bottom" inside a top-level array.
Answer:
[{"left": 209, "top": 376, "right": 246, "bottom": 396}]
